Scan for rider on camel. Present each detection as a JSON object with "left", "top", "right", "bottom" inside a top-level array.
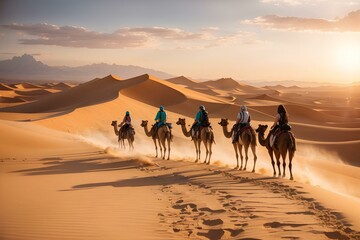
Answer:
[{"left": 233, "top": 105, "right": 251, "bottom": 143}]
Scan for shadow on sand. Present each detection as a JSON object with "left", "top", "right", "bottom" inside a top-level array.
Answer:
[{"left": 13, "top": 151, "right": 141, "bottom": 176}]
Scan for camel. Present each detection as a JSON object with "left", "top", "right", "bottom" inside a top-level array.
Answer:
[
  {"left": 218, "top": 118, "right": 257, "bottom": 172},
  {"left": 176, "top": 118, "right": 201, "bottom": 162},
  {"left": 140, "top": 120, "right": 171, "bottom": 160},
  {"left": 176, "top": 118, "right": 214, "bottom": 164},
  {"left": 111, "top": 120, "right": 134, "bottom": 151},
  {"left": 255, "top": 124, "right": 296, "bottom": 180}
]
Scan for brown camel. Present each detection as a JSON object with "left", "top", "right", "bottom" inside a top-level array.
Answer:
[
  {"left": 111, "top": 120, "right": 124, "bottom": 148},
  {"left": 199, "top": 125, "right": 215, "bottom": 164},
  {"left": 176, "top": 118, "right": 214, "bottom": 164},
  {"left": 255, "top": 124, "right": 296, "bottom": 180},
  {"left": 111, "top": 120, "right": 134, "bottom": 150},
  {"left": 141, "top": 120, "right": 171, "bottom": 160},
  {"left": 218, "top": 118, "right": 257, "bottom": 172},
  {"left": 176, "top": 118, "right": 201, "bottom": 162},
  {"left": 140, "top": 120, "right": 160, "bottom": 158}
]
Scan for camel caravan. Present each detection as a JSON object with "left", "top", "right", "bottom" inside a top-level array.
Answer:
[{"left": 111, "top": 104, "right": 296, "bottom": 180}]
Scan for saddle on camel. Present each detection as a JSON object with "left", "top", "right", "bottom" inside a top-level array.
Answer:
[
  {"left": 152, "top": 105, "right": 172, "bottom": 140},
  {"left": 191, "top": 105, "right": 211, "bottom": 140},
  {"left": 269, "top": 105, "right": 296, "bottom": 151},
  {"left": 119, "top": 111, "right": 135, "bottom": 139},
  {"left": 232, "top": 105, "right": 255, "bottom": 144}
]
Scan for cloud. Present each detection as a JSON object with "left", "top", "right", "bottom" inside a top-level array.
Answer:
[
  {"left": 1, "top": 23, "right": 209, "bottom": 49},
  {"left": 260, "top": 0, "right": 358, "bottom": 6},
  {"left": 244, "top": 9, "right": 360, "bottom": 32},
  {"left": 261, "top": 0, "right": 312, "bottom": 6},
  {"left": 1, "top": 23, "right": 261, "bottom": 49}
]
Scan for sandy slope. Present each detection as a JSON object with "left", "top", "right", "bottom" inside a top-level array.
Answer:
[{"left": 0, "top": 75, "right": 359, "bottom": 239}]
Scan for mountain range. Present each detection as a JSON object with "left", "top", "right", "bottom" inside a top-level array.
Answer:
[{"left": 0, "top": 54, "right": 175, "bottom": 82}]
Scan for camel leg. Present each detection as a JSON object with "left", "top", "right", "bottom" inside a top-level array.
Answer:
[
  {"left": 233, "top": 143, "right": 239, "bottom": 169},
  {"left": 152, "top": 138, "right": 158, "bottom": 158},
  {"left": 275, "top": 151, "right": 281, "bottom": 177},
  {"left": 193, "top": 141, "right": 199, "bottom": 162},
  {"left": 281, "top": 149, "right": 288, "bottom": 178},
  {"left": 130, "top": 141, "right": 134, "bottom": 152},
  {"left": 289, "top": 150, "right": 294, "bottom": 180},
  {"left": 203, "top": 141, "right": 209, "bottom": 164},
  {"left": 158, "top": 138, "right": 163, "bottom": 159},
  {"left": 238, "top": 144, "right": 243, "bottom": 170},
  {"left": 243, "top": 144, "right": 249, "bottom": 171},
  {"left": 161, "top": 139, "right": 166, "bottom": 160},
  {"left": 131, "top": 137, "right": 134, "bottom": 152},
  {"left": 167, "top": 137, "right": 171, "bottom": 160},
  {"left": 251, "top": 144, "right": 257, "bottom": 173},
  {"left": 207, "top": 142, "right": 212, "bottom": 165},
  {"left": 268, "top": 148, "right": 276, "bottom": 177},
  {"left": 197, "top": 140, "right": 201, "bottom": 163}
]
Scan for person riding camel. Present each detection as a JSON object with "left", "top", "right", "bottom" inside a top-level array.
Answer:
[
  {"left": 191, "top": 105, "right": 210, "bottom": 139},
  {"left": 270, "top": 104, "right": 290, "bottom": 147},
  {"left": 233, "top": 105, "right": 251, "bottom": 143},
  {"left": 119, "top": 111, "right": 133, "bottom": 138},
  {"left": 154, "top": 105, "right": 167, "bottom": 138}
]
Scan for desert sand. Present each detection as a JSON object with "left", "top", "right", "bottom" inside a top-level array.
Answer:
[{"left": 0, "top": 74, "right": 359, "bottom": 240}]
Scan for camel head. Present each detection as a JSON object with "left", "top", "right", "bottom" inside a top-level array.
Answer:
[
  {"left": 255, "top": 124, "right": 268, "bottom": 133},
  {"left": 140, "top": 120, "right": 148, "bottom": 127},
  {"left": 111, "top": 120, "right": 117, "bottom": 126},
  {"left": 176, "top": 118, "right": 186, "bottom": 126},
  {"left": 218, "top": 118, "right": 229, "bottom": 127}
]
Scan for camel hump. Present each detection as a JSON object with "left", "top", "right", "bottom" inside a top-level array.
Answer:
[
  {"left": 202, "top": 126, "right": 212, "bottom": 133},
  {"left": 161, "top": 125, "right": 170, "bottom": 132}
]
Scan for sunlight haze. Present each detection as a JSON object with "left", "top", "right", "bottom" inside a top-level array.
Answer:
[{"left": 0, "top": 0, "right": 359, "bottom": 83}]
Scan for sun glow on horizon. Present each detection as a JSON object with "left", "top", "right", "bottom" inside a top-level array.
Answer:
[{"left": 336, "top": 43, "right": 360, "bottom": 78}]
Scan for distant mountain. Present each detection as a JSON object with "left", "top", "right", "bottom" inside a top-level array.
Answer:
[
  {"left": 245, "top": 80, "right": 344, "bottom": 88},
  {"left": 0, "top": 54, "right": 175, "bottom": 82}
]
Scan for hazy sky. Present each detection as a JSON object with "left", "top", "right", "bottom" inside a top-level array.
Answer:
[{"left": 1, "top": 0, "right": 360, "bottom": 83}]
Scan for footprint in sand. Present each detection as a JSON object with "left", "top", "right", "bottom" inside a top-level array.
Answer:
[
  {"left": 324, "top": 231, "right": 350, "bottom": 240},
  {"left": 263, "top": 221, "right": 308, "bottom": 228},
  {"left": 198, "top": 207, "right": 226, "bottom": 214},
  {"left": 286, "top": 211, "right": 315, "bottom": 215},
  {"left": 224, "top": 228, "right": 244, "bottom": 237},
  {"left": 197, "top": 229, "right": 224, "bottom": 240},
  {"left": 202, "top": 218, "right": 224, "bottom": 226},
  {"left": 172, "top": 203, "right": 197, "bottom": 210}
]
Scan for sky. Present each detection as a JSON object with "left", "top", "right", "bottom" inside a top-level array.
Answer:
[{"left": 0, "top": 0, "right": 360, "bottom": 83}]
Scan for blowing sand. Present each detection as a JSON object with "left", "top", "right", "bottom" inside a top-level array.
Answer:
[{"left": 0, "top": 75, "right": 359, "bottom": 239}]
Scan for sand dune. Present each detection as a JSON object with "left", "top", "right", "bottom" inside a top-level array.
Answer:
[
  {"left": 52, "top": 82, "right": 74, "bottom": 90},
  {"left": 0, "top": 73, "right": 359, "bottom": 240},
  {"left": 121, "top": 75, "right": 187, "bottom": 107},
  {"left": 204, "top": 78, "right": 244, "bottom": 89},
  {"left": 0, "top": 119, "right": 89, "bottom": 158},
  {"left": 0, "top": 96, "right": 26, "bottom": 103},
  {"left": 14, "top": 89, "right": 52, "bottom": 96},
  {"left": 0, "top": 83, "right": 13, "bottom": 91},
  {"left": 40, "top": 83, "right": 55, "bottom": 88},
  {"left": 166, "top": 75, "right": 199, "bottom": 87},
  {"left": 1, "top": 74, "right": 125, "bottom": 113},
  {"left": 15, "top": 82, "right": 43, "bottom": 89}
]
